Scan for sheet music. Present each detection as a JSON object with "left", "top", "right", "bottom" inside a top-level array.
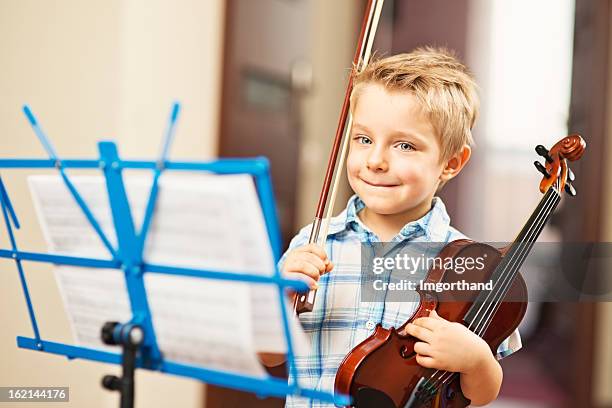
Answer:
[
  {"left": 53, "top": 266, "right": 132, "bottom": 353},
  {"left": 29, "top": 173, "right": 308, "bottom": 376},
  {"left": 250, "top": 284, "right": 310, "bottom": 354}
]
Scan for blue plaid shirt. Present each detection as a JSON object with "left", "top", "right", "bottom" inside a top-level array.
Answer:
[{"left": 280, "top": 195, "right": 521, "bottom": 407}]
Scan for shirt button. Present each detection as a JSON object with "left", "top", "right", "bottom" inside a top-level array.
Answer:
[{"left": 366, "top": 320, "right": 376, "bottom": 330}]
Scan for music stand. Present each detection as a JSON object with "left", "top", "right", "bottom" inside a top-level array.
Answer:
[{"left": 0, "top": 103, "right": 350, "bottom": 408}]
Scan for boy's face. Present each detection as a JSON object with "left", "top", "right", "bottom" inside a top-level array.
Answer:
[{"left": 347, "top": 83, "right": 448, "bottom": 217}]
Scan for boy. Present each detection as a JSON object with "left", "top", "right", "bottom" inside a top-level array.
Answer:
[{"left": 263, "top": 47, "right": 521, "bottom": 407}]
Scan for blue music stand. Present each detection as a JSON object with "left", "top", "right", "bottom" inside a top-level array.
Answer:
[{"left": 0, "top": 103, "right": 350, "bottom": 407}]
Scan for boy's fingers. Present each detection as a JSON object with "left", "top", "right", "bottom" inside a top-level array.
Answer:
[
  {"left": 413, "top": 341, "right": 432, "bottom": 356},
  {"left": 415, "top": 354, "right": 436, "bottom": 368},
  {"left": 429, "top": 309, "right": 444, "bottom": 320},
  {"left": 403, "top": 322, "right": 433, "bottom": 343},
  {"left": 300, "top": 252, "right": 327, "bottom": 273},
  {"left": 284, "top": 272, "right": 318, "bottom": 290},
  {"left": 325, "top": 260, "right": 334, "bottom": 273},
  {"left": 300, "top": 244, "right": 329, "bottom": 261},
  {"left": 413, "top": 316, "right": 442, "bottom": 331},
  {"left": 284, "top": 258, "right": 321, "bottom": 280}
]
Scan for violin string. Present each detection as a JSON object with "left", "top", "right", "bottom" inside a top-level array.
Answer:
[
  {"left": 430, "top": 188, "right": 558, "bottom": 389},
  {"left": 471, "top": 186, "right": 559, "bottom": 337},
  {"left": 463, "top": 185, "right": 556, "bottom": 336},
  {"left": 422, "top": 189, "right": 557, "bottom": 394},
  {"left": 431, "top": 188, "right": 559, "bottom": 389},
  {"left": 431, "top": 186, "right": 559, "bottom": 391},
  {"left": 430, "top": 168, "right": 574, "bottom": 396},
  {"left": 423, "top": 184, "right": 560, "bottom": 394},
  {"left": 424, "top": 187, "right": 559, "bottom": 391}
]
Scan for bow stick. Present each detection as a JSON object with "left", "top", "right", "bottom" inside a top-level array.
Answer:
[{"left": 294, "top": 0, "right": 385, "bottom": 314}]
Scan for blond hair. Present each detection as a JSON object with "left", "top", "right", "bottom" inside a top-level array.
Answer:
[{"left": 350, "top": 47, "right": 479, "bottom": 163}]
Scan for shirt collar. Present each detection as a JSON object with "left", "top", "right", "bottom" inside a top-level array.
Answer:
[{"left": 326, "top": 194, "right": 451, "bottom": 242}]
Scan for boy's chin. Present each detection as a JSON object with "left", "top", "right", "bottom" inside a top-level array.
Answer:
[{"left": 360, "top": 197, "right": 406, "bottom": 215}]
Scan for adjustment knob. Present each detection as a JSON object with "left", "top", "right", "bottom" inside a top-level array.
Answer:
[
  {"left": 102, "top": 375, "right": 121, "bottom": 391},
  {"left": 534, "top": 161, "right": 550, "bottom": 178},
  {"left": 101, "top": 322, "right": 119, "bottom": 345},
  {"left": 564, "top": 183, "right": 576, "bottom": 197},
  {"left": 536, "top": 145, "right": 553, "bottom": 163}
]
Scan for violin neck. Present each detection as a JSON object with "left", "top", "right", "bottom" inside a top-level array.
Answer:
[
  {"left": 510, "top": 186, "right": 561, "bottom": 249},
  {"left": 463, "top": 187, "right": 561, "bottom": 329}
]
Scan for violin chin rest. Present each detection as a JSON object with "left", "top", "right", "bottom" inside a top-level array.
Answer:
[{"left": 354, "top": 386, "right": 396, "bottom": 408}]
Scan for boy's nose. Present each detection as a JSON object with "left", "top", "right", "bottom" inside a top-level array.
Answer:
[{"left": 366, "top": 150, "right": 388, "bottom": 172}]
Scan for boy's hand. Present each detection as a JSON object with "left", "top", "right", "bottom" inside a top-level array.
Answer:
[
  {"left": 282, "top": 244, "right": 333, "bottom": 290},
  {"left": 400, "top": 309, "right": 492, "bottom": 374}
]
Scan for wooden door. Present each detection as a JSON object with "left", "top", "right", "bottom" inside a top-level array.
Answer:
[
  {"left": 208, "top": 0, "right": 312, "bottom": 406},
  {"left": 218, "top": 0, "right": 312, "bottom": 248}
]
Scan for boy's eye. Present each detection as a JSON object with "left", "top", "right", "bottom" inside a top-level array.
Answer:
[
  {"left": 355, "top": 135, "right": 372, "bottom": 145},
  {"left": 397, "top": 142, "right": 415, "bottom": 151}
]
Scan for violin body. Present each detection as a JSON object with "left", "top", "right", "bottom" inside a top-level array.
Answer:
[{"left": 335, "top": 239, "right": 528, "bottom": 408}]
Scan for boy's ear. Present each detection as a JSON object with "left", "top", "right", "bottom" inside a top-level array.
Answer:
[{"left": 439, "top": 145, "right": 471, "bottom": 183}]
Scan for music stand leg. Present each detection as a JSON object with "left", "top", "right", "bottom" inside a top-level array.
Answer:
[{"left": 101, "top": 322, "right": 144, "bottom": 408}]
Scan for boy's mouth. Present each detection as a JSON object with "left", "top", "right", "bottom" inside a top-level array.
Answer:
[{"left": 360, "top": 178, "right": 399, "bottom": 188}]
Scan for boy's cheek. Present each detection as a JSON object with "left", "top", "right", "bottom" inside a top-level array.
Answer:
[
  {"left": 345, "top": 156, "right": 361, "bottom": 183},
  {"left": 394, "top": 162, "right": 433, "bottom": 185},
  {"left": 346, "top": 173, "right": 360, "bottom": 195}
]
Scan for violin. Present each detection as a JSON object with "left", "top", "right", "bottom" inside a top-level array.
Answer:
[{"left": 334, "top": 135, "right": 586, "bottom": 407}]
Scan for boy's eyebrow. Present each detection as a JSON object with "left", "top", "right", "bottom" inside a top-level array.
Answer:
[
  {"left": 352, "top": 123, "right": 371, "bottom": 133},
  {"left": 352, "top": 122, "right": 430, "bottom": 144},
  {"left": 390, "top": 129, "right": 428, "bottom": 144}
]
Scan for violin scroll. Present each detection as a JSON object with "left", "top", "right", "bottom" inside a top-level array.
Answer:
[{"left": 535, "top": 134, "right": 586, "bottom": 195}]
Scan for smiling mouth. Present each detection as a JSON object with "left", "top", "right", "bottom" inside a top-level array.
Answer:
[{"left": 361, "top": 178, "right": 399, "bottom": 188}]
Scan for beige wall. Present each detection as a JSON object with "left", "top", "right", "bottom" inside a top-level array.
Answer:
[{"left": 0, "top": 0, "right": 224, "bottom": 407}]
